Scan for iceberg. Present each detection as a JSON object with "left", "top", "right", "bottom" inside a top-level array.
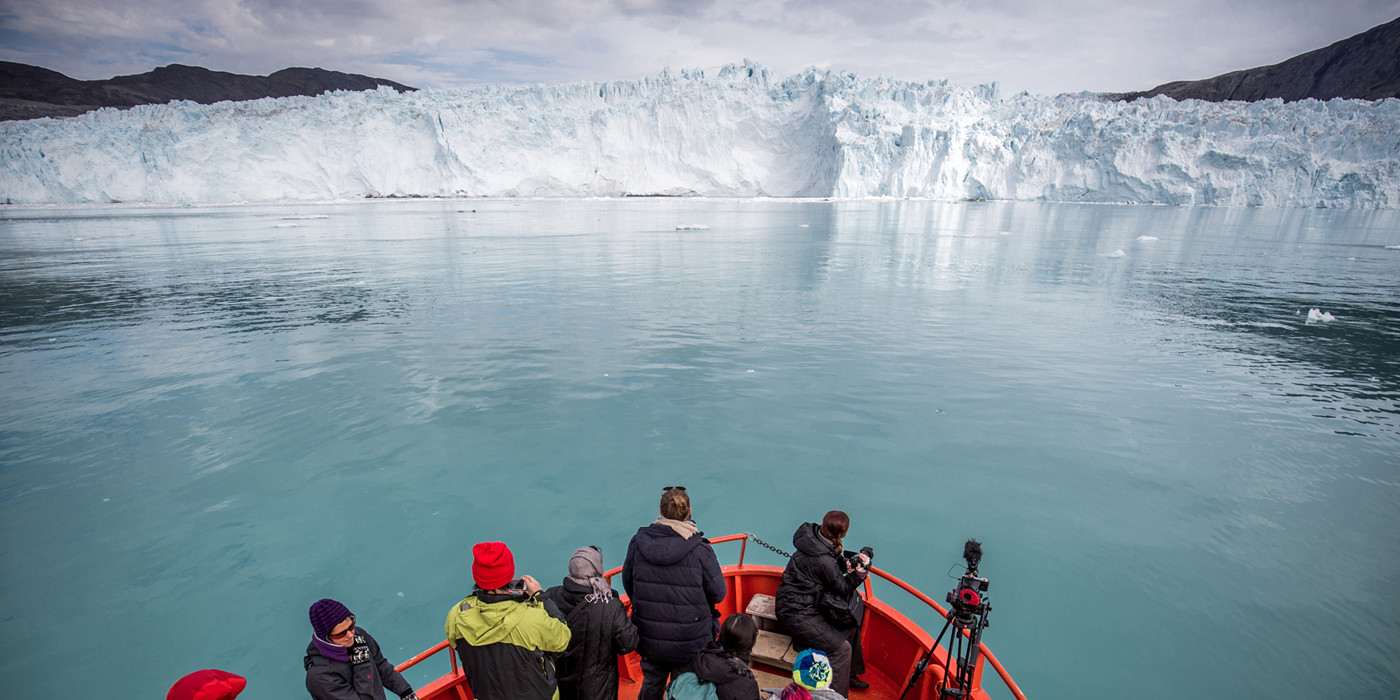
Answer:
[{"left": 2, "top": 61, "right": 1398, "bottom": 207}]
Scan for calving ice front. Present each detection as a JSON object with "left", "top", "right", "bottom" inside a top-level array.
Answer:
[{"left": 2, "top": 61, "right": 1398, "bottom": 207}]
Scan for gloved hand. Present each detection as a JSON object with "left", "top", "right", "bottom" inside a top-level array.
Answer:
[{"left": 401, "top": 693, "right": 418, "bottom": 700}]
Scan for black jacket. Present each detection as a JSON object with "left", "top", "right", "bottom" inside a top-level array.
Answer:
[
  {"left": 775, "top": 522, "right": 865, "bottom": 651},
  {"left": 304, "top": 628, "right": 413, "bottom": 700},
  {"left": 683, "top": 642, "right": 761, "bottom": 700},
  {"left": 543, "top": 579, "right": 640, "bottom": 700},
  {"left": 622, "top": 523, "right": 728, "bottom": 664}
]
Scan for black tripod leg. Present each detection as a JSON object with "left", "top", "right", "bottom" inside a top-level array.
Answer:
[
  {"left": 898, "top": 614, "right": 954, "bottom": 700},
  {"left": 942, "top": 625, "right": 959, "bottom": 698}
]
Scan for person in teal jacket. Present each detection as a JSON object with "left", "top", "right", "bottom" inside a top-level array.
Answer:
[{"left": 446, "top": 541, "right": 573, "bottom": 700}]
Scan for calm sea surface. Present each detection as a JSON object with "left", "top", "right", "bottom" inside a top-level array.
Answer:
[{"left": 1, "top": 199, "right": 1397, "bottom": 699}]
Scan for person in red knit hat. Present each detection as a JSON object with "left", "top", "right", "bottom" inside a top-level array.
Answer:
[
  {"left": 167, "top": 669, "right": 246, "bottom": 700},
  {"left": 445, "top": 541, "right": 573, "bottom": 700}
]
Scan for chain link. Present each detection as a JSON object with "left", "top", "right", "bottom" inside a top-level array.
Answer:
[{"left": 745, "top": 532, "right": 791, "bottom": 558}]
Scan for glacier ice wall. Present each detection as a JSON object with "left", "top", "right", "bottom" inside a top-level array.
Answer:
[{"left": 2, "top": 62, "right": 1398, "bottom": 207}]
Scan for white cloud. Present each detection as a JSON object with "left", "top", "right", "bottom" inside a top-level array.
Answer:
[{"left": 1, "top": 0, "right": 1396, "bottom": 94}]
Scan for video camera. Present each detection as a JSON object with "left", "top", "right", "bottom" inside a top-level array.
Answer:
[
  {"left": 899, "top": 539, "right": 995, "bottom": 700},
  {"left": 946, "top": 540, "right": 989, "bottom": 622}
]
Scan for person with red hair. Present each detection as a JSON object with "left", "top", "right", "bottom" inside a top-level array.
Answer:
[{"left": 775, "top": 511, "right": 870, "bottom": 696}]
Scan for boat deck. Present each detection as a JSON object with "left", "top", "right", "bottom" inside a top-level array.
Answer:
[{"left": 614, "top": 661, "right": 903, "bottom": 699}]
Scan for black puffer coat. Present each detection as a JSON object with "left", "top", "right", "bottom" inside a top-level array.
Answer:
[
  {"left": 543, "top": 578, "right": 640, "bottom": 700},
  {"left": 304, "top": 628, "right": 414, "bottom": 700},
  {"left": 775, "top": 522, "right": 865, "bottom": 652},
  {"left": 684, "top": 642, "right": 761, "bottom": 700},
  {"left": 622, "top": 523, "right": 728, "bottom": 664}
]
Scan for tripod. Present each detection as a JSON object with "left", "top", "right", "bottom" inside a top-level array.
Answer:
[{"left": 897, "top": 589, "right": 989, "bottom": 700}]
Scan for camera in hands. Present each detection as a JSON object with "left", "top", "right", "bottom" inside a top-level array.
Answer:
[
  {"left": 506, "top": 578, "right": 530, "bottom": 597},
  {"left": 842, "top": 546, "right": 875, "bottom": 574}
]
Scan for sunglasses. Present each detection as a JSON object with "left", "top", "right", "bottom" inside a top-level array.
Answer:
[
  {"left": 663, "top": 486, "right": 686, "bottom": 492},
  {"left": 329, "top": 617, "right": 357, "bottom": 641}
]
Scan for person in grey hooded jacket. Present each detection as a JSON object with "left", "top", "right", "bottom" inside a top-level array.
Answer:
[{"left": 543, "top": 545, "right": 639, "bottom": 700}]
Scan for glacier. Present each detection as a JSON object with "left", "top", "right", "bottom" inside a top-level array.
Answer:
[{"left": 2, "top": 61, "right": 1398, "bottom": 207}]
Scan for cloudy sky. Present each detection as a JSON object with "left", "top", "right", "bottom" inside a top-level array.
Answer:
[{"left": 1, "top": 0, "right": 1396, "bottom": 95}]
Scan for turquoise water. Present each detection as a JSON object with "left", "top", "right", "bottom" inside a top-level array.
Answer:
[{"left": 1, "top": 199, "right": 1397, "bottom": 699}]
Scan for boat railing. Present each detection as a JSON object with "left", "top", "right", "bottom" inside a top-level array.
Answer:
[{"left": 394, "top": 639, "right": 470, "bottom": 699}]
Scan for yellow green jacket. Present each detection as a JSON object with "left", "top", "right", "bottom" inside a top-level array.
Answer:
[{"left": 445, "top": 592, "right": 572, "bottom": 700}]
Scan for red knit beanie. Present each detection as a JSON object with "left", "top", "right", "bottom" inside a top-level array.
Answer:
[
  {"left": 473, "top": 541, "right": 515, "bottom": 590},
  {"left": 166, "top": 669, "right": 247, "bottom": 700}
]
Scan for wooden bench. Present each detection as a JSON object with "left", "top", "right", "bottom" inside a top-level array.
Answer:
[{"left": 746, "top": 594, "right": 798, "bottom": 668}]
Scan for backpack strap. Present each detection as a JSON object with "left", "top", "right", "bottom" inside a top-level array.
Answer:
[{"left": 564, "top": 595, "right": 591, "bottom": 624}]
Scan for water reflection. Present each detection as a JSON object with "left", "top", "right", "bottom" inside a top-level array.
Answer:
[{"left": 0, "top": 200, "right": 1397, "bottom": 700}]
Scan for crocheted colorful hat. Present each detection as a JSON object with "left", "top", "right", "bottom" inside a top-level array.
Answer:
[{"left": 793, "top": 648, "right": 833, "bottom": 690}]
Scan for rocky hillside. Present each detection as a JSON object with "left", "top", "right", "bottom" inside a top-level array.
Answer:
[
  {"left": 1115, "top": 17, "right": 1400, "bottom": 102},
  {"left": 0, "top": 63, "right": 415, "bottom": 121}
]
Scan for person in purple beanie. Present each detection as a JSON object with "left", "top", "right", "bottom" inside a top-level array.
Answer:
[{"left": 304, "top": 598, "right": 417, "bottom": 700}]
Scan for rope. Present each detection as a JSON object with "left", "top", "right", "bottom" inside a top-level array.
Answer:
[{"left": 745, "top": 532, "right": 791, "bottom": 558}]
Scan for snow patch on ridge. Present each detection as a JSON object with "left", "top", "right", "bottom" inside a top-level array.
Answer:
[{"left": 2, "top": 61, "right": 1398, "bottom": 207}]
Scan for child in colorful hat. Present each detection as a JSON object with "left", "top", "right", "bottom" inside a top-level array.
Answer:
[{"left": 762, "top": 649, "right": 847, "bottom": 700}]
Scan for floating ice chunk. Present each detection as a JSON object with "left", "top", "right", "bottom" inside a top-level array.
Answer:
[
  {"left": 1101, "top": 249, "right": 1126, "bottom": 258},
  {"left": 1307, "top": 308, "right": 1335, "bottom": 323},
  {"left": 798, "top": 224, "right": 810, "bottom": 228},
  {"left": 999, "top": 231, "right": 1012, "bottom": 236},
  {"left": 1136, "top": 235, "right": 1158, "bottom": 241},
  {"left": 746, "top": 369, "right": 755, "bottom": 373},
  {"left": 675, "top": 224, "right": 710, "bottom": 230},
  {"left": 1386, "top": 245, "right": 1400, "bottom": 250},
  {"left": 397, "top": 592, "right": 405, "bottom": 597},
  {"left": 281, "top": 215, "right": 329, "bottom": 220},
  {"left": 273, "top": 223, "right": 298, "bottom": 228}
]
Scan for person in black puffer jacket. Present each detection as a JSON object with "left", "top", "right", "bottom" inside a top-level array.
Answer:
[
  {"left": 304, "top": 598, "right": 416, "bottom": 700},
  {"left": 678, "top": 613, "right": 761, "bottom": 700},
  {"left": 543, "top": 545, "right": 640, "bottom": 700},
  {"left": 623, "top": 486, "right": 728, "bottom": 700},
  {"left": 775, "top": 511, "right": 868, "bottom": 697}
]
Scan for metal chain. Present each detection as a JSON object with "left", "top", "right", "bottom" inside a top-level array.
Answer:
[{"left": 745, "top": 532, "right": 791, "bottom": 558}]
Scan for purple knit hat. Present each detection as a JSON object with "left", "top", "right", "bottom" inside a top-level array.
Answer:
[{"left": 309, "top": 598, "right": 353, "bottom": 639}]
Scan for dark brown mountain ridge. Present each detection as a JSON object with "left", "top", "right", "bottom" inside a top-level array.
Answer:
[
  {"left": 0, "top": 62, "right": 415, "bottom": 121},
  {"left": 1113, "top": 17, "right": 1400, "bottom": 102}
]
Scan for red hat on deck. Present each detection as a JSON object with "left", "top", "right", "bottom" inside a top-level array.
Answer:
[
  {"left": 473, "top": 541, "right": 515, "bottom": 590},
  {"left": 167, "top": 669, "right": 247, "bottom": 700}
]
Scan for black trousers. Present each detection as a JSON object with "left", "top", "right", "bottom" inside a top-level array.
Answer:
[
  {"left": 794, "top": 625, "right": 864, "bottom": 696},
  {"left": 638, "top": 657, "right": 684, "bottom": 700}
]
